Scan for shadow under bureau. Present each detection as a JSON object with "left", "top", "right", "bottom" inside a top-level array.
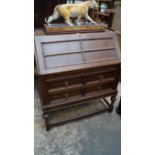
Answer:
[{"left": 34, "top": 29, "right": 121, "bottom": 130}]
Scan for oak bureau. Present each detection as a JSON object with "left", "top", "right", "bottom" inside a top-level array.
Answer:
[{"left": 34, "top": 28, "right": 121, "bottom": 130}]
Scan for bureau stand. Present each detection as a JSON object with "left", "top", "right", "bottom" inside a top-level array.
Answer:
[{"left": 35, "top": 25, "right": 121, "bottom": 130}]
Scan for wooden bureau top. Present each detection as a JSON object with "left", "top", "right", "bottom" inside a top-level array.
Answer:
[{"left": 34, "top": 29, "right": 121, "bottom": 75}]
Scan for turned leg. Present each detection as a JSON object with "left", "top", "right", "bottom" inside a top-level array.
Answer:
[
  {"left": 43, "top": 114, "right": 50, "bottom": 131},
  {"left": 108, "top": 95, "right": 117, "bottom": 113}
]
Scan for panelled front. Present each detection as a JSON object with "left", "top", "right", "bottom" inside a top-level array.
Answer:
[
  {"left": 43, "top": 66, "right": 120, "bottom": 105},
  {"left": 34, "top": 31, "right": 120, "bottom": 75}
]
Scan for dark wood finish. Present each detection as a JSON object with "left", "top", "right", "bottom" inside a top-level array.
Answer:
[{"left": 35, "top": 27, "right": 120, "bottom": 130}]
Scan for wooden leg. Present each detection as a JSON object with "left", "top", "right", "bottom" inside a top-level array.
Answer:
[
  {"left": 108, "top": 95, "right": 117, "bottom": 113},
  {"left": 43, "top": 114, "right": 50, "bottom": 131}
]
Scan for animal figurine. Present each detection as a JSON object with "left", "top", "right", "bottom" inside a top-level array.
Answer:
[{"left": 45, "top": 0, "right": 98, "bottom": 26}]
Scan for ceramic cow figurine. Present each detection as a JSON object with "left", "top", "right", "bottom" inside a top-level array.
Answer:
[{"left": 45, "top": 0, "right": 98, "bottom": 26}]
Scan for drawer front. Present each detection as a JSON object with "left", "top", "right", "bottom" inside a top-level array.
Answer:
[{"left": 44, "top": 66, "right": 120, "bottom": 103}]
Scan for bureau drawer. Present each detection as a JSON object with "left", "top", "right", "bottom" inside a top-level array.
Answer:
[
  {"left": 45, "top": 67, "right": 117, "bottom": 89},
  {"left": 46, "top": 78, "right": 116, "bottom": 102},
  {"left": 44, "top": 66, "right": 120, "bottom": 103}
]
